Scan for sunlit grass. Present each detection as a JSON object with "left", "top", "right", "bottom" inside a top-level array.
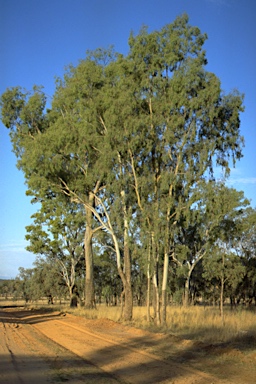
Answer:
[
  {"left": 0, "top": 297, "right": 40, "bottom": 307},
  {"left": 164, "top": 305, "right": 256, "bottom": 344},
  {"left": 65, "top": 304, "right": 122, "bottom": 322}
]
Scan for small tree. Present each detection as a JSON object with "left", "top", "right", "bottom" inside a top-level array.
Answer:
[
  {"left": 203, "top": 246, "right": 245, "bottom": 324},
  {"left": 30, "top": 258, "right": 68, "bottom": 303},
  {"left": 234, "top": 207, "right": 256, "bottom": 305},
  {"left": 172, "top": 182, "right": 249, "bottom": 306},
  {"left": 26, "top": 198, "right": 85, "bottom": 306}
]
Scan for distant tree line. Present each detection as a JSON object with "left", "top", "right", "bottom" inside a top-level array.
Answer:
[{"left": 1, "top": 14, "right": 255, "bottom": 324}]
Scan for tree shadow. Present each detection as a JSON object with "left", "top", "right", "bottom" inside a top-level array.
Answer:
[
  {"left": 0, "top": 353, "right": 123, "bottom": 384},
  {"left": 0, "top": 307, "right": 64, "bottom": 325}
]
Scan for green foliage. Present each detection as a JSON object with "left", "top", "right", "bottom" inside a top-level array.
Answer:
[
  {"left": 203, "top": 248, "right": 245, "bottom": 299},
  {"left": 25, "top": 197, "right": 85, "bottom": 301},
  {"left": 16, "top": 261, "right": 68, "bottom": 302},
  {"left": 0, "top": 279, "right": 16, "bottom": 298},
  {"left": 94, "top": 249, "right": 122, "bottom": 305}
]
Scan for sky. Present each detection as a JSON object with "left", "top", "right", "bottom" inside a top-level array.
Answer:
[{"left": 0, "top": 0, "right": 255, "bottom": 279}]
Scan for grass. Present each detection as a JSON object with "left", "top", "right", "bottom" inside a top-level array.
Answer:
[
  {"left": 1, "top": 297, "right": 255, "bottom": 345},
  {"left": 129, "top": 305, "right": 256, "bottom": 344}
]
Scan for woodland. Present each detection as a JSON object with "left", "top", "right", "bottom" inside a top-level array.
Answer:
[{"left": 1, "top": 14, "right": 256, "bottom": 325}]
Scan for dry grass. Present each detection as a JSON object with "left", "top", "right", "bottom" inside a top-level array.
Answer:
[
  {"left": 0, "top": 298, "right": 54, "bottom": 307},
  {"left": 164, "top": 305, "right": 256, "bottom": 344},
  {"left": 64, "top": 304, "right": 122, "bottom": 322},
  {"left": 1, "top": 297, "right": 255, "bottom": 345}
]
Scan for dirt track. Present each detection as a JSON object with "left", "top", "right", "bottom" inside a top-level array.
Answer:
[{"left": 0, "top": 308, "right": 255, "bottom": 383}]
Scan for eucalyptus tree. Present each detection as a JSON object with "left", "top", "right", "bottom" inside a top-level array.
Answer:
[
  {"left": 29, "top": 258, "right": 68, "bottom": 303},
  {"left": 202, "top": 188, "right": 250, "bottom": 322},
  {"left": 93, "top": 245, "right": 122, "bottom": 306},
  {"left": 172, "top": 182, "right": 249, "bottom": 306},
  {"left": 236, "top": 207, "right": 256, "bottom": 259},
  {"left": 0, "top": 49, "right": 135, "bottom": 316},
  {"left": 0, "top": 59, "right": 109, "bottom": 308},
  {"left": 107, "top": 14, "right": 245, "bottom": 324},
  {"left": 25, "top": 198, "right": 85, "bottom": 306},
  {"left": 203, "top": 247, "right": 245, "bottom": 323},
  {"left": 233, "top": 207, "right": 256, "bottom": 305},
  {"left": 16, "top": 267, "right": 34, "bottom": 303}
]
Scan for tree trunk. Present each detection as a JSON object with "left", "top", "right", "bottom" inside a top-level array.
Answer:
[
  {"left": 220, "top": 273, "right": 225, "bottom": 326},
  {"left": 146, "top": 234, "right": 152, "bottom": 322},
  {"left": 220, "top": 253, "right": 225, "bottom": 326},
  {"left": 123, "top": 203, "right": 133, "bottom": 321},
  {"left": 124, "top": 281, "right": 133, "bottom": 321},
  {"left": 184, "top": 277, "right": 190, "bottom": 307},
  {"left": 147, "top": 273, "right": 151, "bottom": 322},
  {"left": 110, "top": 193, "right": 133, "bottom": 321},
  {"left": 152, "top": 272, "right": 160, "bottom": 325},
  {"left": 69, "top": 286, "right": 73, "bottom": 307},
  {"left": 84, "top": 198, "right": 95, "bottom": 309},
  {"left": 152, "top": 248, "right": 161, "bottom": 326},
  {"left": 183, "top": 254, "right": 205, "bottom": 307},
  {"left": 69, "top": 260, "right": 76, "bottom": 307},
  {"left": 151, "top": 233, "right": 160, "bottom": 325},
  {"left": 184, "top": 267, "right": 193, "bottom": 307},
  {"left": 161, "top": 199, "right": 173, "bottom": 325},
  {"left": 161, "top": 248, "right": 169, "bottom": 325}
]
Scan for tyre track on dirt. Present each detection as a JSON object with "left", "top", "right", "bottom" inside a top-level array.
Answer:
[
  {"left": 0, "top": 316, "right": 52, "bottom": 384},
  {"left": 0, "top": 321, "right": 24, "bottom": 384},
  {"left": 0, "top": 309, "right": 124, "bottom": 384},
  {"left": 31, "top": 313, "right": 232, "bottom": 384}
]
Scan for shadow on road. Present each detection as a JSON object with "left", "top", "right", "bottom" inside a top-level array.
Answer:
[{"left": 0, "top": 308, "right": 64, "bottom": 325}]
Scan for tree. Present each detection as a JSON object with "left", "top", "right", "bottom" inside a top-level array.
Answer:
[
  {"left": 106, "top": 14, "right": 244, "bottom": 323},
  {"left": 0, "top": 14, "right": 245, "bottom": 321},
  {"left": 0, "top": 65, "right": 107, "bottom": 308},
  {"left": 234, "top": 207, "right": 256, "bottom": 305},
  {"left": 172, "top": 182, "right": 249, "bottom": 306},
  {"left": 25, "top": 197, "right": 85, "bottom": 306},
  {"left": 93, "top": 245, "right": 122, "bottom": 306},
  {"left": 29, "top": 258, "right": 68, "bottom": 303},
  {"left": 203, "top": 247, "right": 245, "bottom": 324},
  {"left": 202, "top": 187, "right": 249, "bottom": 322},
  {"left": 0, "top": 279, "right": 16, "bottom": 299}
]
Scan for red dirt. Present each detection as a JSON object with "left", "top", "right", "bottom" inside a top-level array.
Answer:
[{"left": 0, "top": 307, "right": 255, "bottom": 383}]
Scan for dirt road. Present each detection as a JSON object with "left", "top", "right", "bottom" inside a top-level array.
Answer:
[{"left": 0, "top": 308, "right": 255, "bottom": 383}]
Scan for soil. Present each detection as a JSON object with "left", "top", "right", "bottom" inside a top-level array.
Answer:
[{"left": 0, "top": 307, "right": 256, "bottom": 384}]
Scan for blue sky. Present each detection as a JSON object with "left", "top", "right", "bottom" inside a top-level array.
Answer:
[{"left": 1, "top": 0, "right": 255, "bottom": 279}]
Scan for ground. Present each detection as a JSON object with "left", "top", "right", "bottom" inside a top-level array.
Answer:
[{"left": 0, "top": 307, "right": 256, "bottom": 383}]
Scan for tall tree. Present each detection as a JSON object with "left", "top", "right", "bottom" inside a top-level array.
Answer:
[
  {"left": 0, "top": 14, "right": 245, "bottom": 321},
  {"left": 0, "top": 59, "right": 109, "bottom": 308},
  {"left": 107, "top": 14, "right": 244, "bottom": 323}
]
